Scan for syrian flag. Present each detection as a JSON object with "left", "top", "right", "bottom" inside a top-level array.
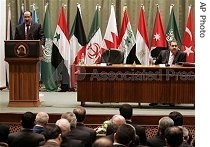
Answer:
[
  {"left": 85, "top": 5, "right": 103, "bottom": 64},
  {"left": 103, "top": 4, "right": 118, "bottom": 49},
  {"left": 18, "top": 3, "right": 24, "bottom": 24},
  {"left": 150, "top": 5, "right": 167, "bottom": 58},
  {"left": 118, "top": 6, "right": 135, "bottom": 63},
  {"left": 166, "top": 5, "right": 181, "bottom": 48},
  {"left": 136, "top": 5, "right": 150, "bottom": 65},
  {"left": 51, "top": 6, "right": 70, "bottom": 90},
  {"left": 70, "top": 4, "right": 87, "bottom": 89},
  {"left": 182, "top": 6, "right": 195, "bottom": 63}
]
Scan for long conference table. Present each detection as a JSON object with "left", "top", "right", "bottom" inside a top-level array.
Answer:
[{"left": 76, "top": 64, "right": 195, "bottom": 106}]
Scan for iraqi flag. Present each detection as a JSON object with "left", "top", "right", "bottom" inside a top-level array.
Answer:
[
  {"left": 103, "top": 4, "right": 118, "bottom": 49},
  {"left": 85, "top": 5, "right": 103, "bottom": 64},
  {"left": 181, "top": 6, "right": 195, "bottom": 63},
  {"left": 150, "top": 6, "right": 167, "bottom": 58},
  {"left": 51, "top": 6, "right": 70, "bottom": 89},
  {"left": 118, "top": 6, "right": 135, "bottom": 63},
  {"left": 136, "top": 5, "right": 150, "bottom": 65}
]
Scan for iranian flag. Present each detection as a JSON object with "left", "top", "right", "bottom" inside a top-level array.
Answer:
[
  {"left": 182, "top": 6, "right": 195, "bottom": 63},
  {"left": 136, "top": 5, "right": 150, "bottom": 65},
  {"left": 103, "top": 4, "right": 118, "bottom": 49},
  {"left": 118, "top": 6, "right": 135, "bottom": 63},
  {"left": 51, "top": 6, "right": 70, "bottom": 90},
  {"left": 150, "top": 6, "right": 167, "bottom": 58},
  {"left": 85, "top": 5, "right": 103, "bottom": 64}
]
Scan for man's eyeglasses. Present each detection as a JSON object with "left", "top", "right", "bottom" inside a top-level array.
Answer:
[{"left": 170, "top": 45, "right": 178, "bottom": 47}]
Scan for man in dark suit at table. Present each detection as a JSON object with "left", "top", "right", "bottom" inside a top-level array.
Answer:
[{"left": 149, "top": 39, "right": 186, "bottom": 107}]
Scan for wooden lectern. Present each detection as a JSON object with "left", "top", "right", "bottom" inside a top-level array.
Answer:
[{"left": 4, "top": 40, "right": 42, "bottom": 107}]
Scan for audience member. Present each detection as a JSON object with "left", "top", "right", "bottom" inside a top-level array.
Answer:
[
  {"left": 119, "top": 104, "right": 147, "bottom": 146},
  {"left": 61, "top": 112, "right": 77, "bottom": 129},
  {"left": 113, "top": 124, "right": 136, "bottom": 147},
  {"left": 59, "top": 114, "right": 84, "bottom": 147},
  {"left": 165, "top": 126, "right": 183, "bottom": 147},
  {"left": 55, "top": 118, "right": 70, "bottom": 138},
  {"left": 147, "top": 116, "right": 174, "bottom": 147},
  {"left": 33, "top": 112, "right": 49, "bottom": 134},
  {"left": 92, "top": 137, "right": 112, "bottom": 147},
  {"left": 0, "top": 124, "right": 10, "bottom": 147},
  {"left": 40, "top": 124, "right": 62, "bottom": 147},
  {"left": 169, "top": 111, "right": 183, "bottom": 126},
  {"left": 8, "top": 111, "right": 45, "bottom": 147},
  {"left": 179, "top": 126, "right": 192, "bottom": 147},
  {"left": 73, "top": 106, "right": 97, "bottom": 146},
  {"left": 106, "top": 114, "right": 126, "bottom": 142}
]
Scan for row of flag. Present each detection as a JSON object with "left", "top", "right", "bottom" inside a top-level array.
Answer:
[{"left": 6, "top": 3, "right": 195, "bottom": 91}]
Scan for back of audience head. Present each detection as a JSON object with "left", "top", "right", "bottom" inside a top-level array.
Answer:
[
  {"left": 55, "top": 118, "right": 70, "bottom": 137},
  {"left": 0, "top": 124, "right": 10, "bottom": 143},
  {"left": 61, "top": 112, "right": 77, "bottom": 128},
  {"left": 114, "top": 124, "right": 136, "bottom": 146},
  {"left": 43, "top": 124, "right": 62, "bottom": 141},
  {"left": 110, "top": 114, "right": 126, "bottom": 126},
  {"left": 169, "top": 111, "right": 183, "bottom": 126},
  {"left": 119, "top": 104, "right": 133, "bottom": 120},
  {"left": 73, "top": 106, "right": 86, "bottom": 122},
  {"left": 35, "top": 112, "right": 49, "bottom": 126},
  {"left": 158, "top": 116, "right": 174, "bottom": 136},
  {"left": 92, "top": 137, "right": 112, "bottom": 147},
  {"left": 21, "top": 111, "right": 35, "bottom": 129},
  {"left": 165, "top": 126, "right": 183, "bottom": 147}
]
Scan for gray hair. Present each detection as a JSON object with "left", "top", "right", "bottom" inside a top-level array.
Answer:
[
  {"left": 158, "top": 116, "right": 174, "bottom": 135},
  {"left": 56, "top": 118, "right": 70, "bottom": 137},
  {"left": 61, "top": 112, "right": 77, "bottom": 128},
  {"left": 35, "top": 112, "right": 49, "bottom": 126}
]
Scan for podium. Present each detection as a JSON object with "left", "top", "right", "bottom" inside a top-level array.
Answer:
[{"left": 4, "top": 40, "right": 42, "bottom": 107}]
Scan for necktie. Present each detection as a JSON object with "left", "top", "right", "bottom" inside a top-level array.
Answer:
[
  {"left": 25, "top": 25, "right": 30, "bottom": 40},
  {"left": 168, "top": 54, "right": 175, "bottom": 65}
]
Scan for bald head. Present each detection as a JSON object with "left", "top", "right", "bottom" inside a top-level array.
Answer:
[
  {"left": 111, "top": 114, "right": 126, "bottom": 126},
  {"left": 92, "top": 137, "right": 112, "bottom": 147},
  {"left": 56, "top": 118, "right": 70, "bottom": 137}
]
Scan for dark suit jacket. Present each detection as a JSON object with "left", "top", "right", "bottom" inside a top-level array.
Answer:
[
  {"left": 39, "top": 141, "right": 60, "bottom": 147},
  {"left": 14, "top": 22, "right": 45, "bottom": 45},
  {"left": 68, "top": 127, "right": 91, "bottom": 147},
  {"left": 76, "top": 123, "right": 96, "bottom": 145},
  {"left": 61, "top": 136, "right": 84, "bottom": 147},
  {"left": 155, "top": 50, "right": 186, "bottom": 65},
  {"left": 8, "top": 128, "right": 45, "bottom": 147},
  {"left": 33, "top": 125, "right": 45, "bottom": 134},
  {"left": 146, "top": 134, "right": 166, "bottom": 147}
]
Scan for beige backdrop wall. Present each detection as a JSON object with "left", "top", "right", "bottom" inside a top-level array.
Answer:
[{"left": 7, "top": 0, "right": 195, "bottom": 44}]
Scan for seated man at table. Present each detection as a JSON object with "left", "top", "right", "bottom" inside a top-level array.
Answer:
[{"left": 149, "top": 39, "right": 186, "bottom": 107}]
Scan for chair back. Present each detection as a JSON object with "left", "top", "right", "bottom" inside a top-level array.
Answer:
[{"left": 100, "top": 49, "right": 124, "bottom": 64}]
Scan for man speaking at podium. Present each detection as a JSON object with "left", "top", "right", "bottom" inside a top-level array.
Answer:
[
  {"left": 14, "top": 10, "right": 45, "bottom": 89},
  {"left": 14, "top": 10, "right": 45, "bottom": 45}
]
